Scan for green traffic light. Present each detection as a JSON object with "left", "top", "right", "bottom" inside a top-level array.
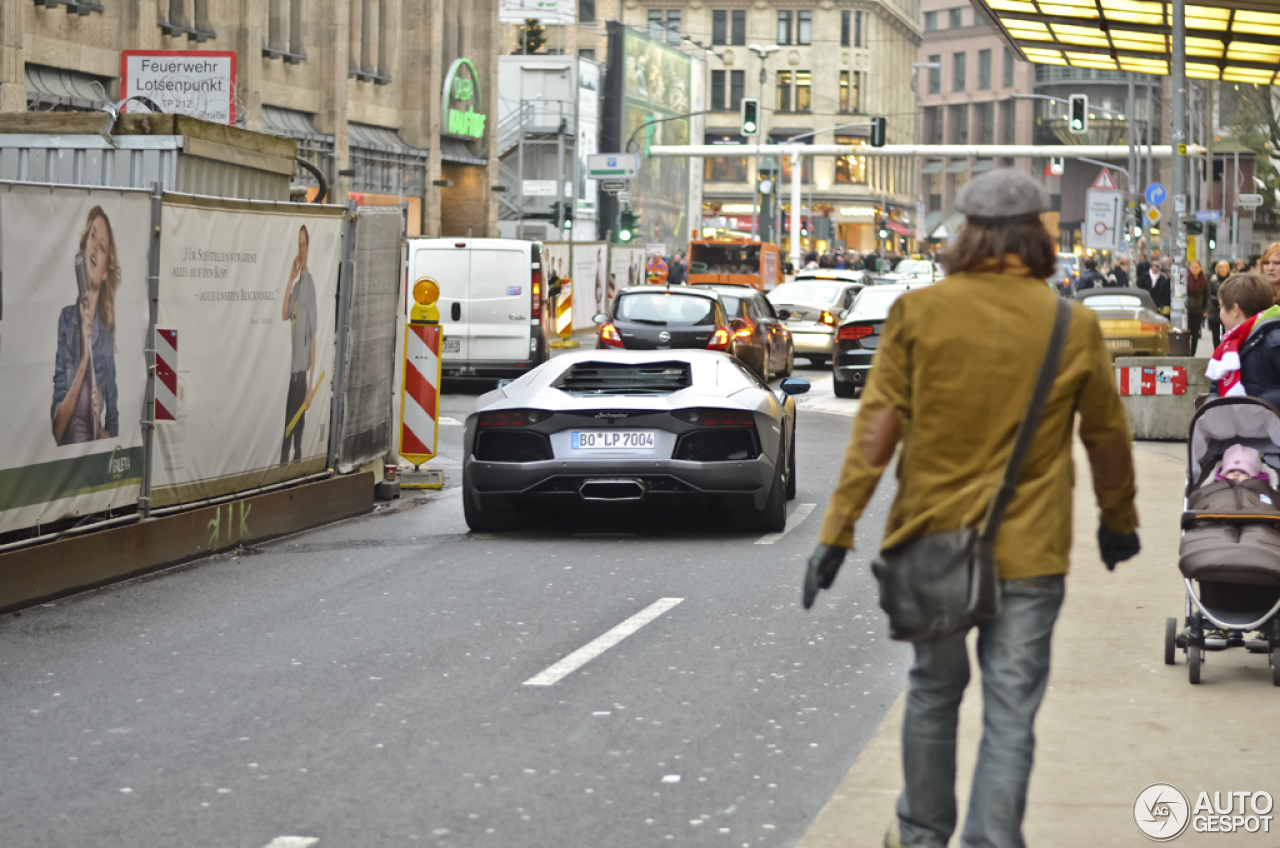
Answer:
[
  {"left": 743, "top": 121, "right": 756, "bottom": 133},
  {"left": 619, "top": 230, "right": 632, "bottom": 242}
]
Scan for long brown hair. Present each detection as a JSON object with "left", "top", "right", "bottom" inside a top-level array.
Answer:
[
  {"left": 78, "top": 206, "right": 121, "bottom": 335},
  {"left": 942, "top": 214, "right": 1057, "bottom": 279}
]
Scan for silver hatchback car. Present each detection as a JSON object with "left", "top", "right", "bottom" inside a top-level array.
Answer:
[{"left": 767, "top": 277, "right": 864, "bottom": 365}]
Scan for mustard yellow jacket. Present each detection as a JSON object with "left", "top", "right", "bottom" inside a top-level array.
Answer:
[{"left": 818, "top": 264, "right": 1138, "bottom": 578}]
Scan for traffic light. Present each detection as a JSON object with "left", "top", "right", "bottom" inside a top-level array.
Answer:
[
  {"left": 1069, "top": 94, "right": 1088, "bottom": 134},
  {"left": 1208, "top": 222, "right": 1218, "bottom": 250},
  {"left": 740, "top": 98, "right": 760, "bottom": 136},
  {"left": 870, "top": 116, "right": 887, "bottom": 148},
  {"left": 1048, "top": 156, "right": 1065, "bottom": 177},
  {"left": 563, "top": 203, "right": 573, "bottom": 231},
  {"left": 618, "top": 208, "right": 638, "bottom": 243},
  {"left": 1185, "top": 220, "right": 1204, "bottom": 236},
  {"left": 876, "top": 214, "right": 888, "bottom": 240}
]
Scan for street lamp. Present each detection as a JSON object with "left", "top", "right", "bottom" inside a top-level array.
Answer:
[{"left": 747, "top": 43, "right": 780, "bottom": 241}]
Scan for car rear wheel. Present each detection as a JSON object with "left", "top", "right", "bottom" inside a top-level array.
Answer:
[
  {"left": 732, "top": 439, "right": 787, "bottom": 533},
  {"left": 785, "top": 425, "right": 797, "bottom": 500},
  {"left": 462, "top": 470, "right": 523, "bottom": 532},
  {"left": 759, "top": 351, "right": 771, "bottom": 383},
  {"left": 778, "top": 345, "right": 794, "bottom": 378}
]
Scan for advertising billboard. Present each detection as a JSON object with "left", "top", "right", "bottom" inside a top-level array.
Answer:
[
  {"left": 0, "top": 184, "right": 151, "bottom": 533},
  {"left": 603, "top": 22, "right": 692, "bottom": 251}
]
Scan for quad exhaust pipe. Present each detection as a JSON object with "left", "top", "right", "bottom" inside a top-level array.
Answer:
[{"left": 579, "top": 479, "right": 646, "bottom": 501}]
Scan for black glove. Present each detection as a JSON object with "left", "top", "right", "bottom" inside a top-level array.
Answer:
[
  {"left": 803, "top": 544, "right": 848, "bottom": 610},
  {"left": 1098, "top": 524, "right": 1141, "bottom": 571}
]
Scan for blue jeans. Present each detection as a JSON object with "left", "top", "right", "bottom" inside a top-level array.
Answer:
[{"left": 896, "top": 575, "right": 1066, "bottom": 848}]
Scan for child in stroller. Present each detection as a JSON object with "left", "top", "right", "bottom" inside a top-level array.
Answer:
[{"left": 1172, "top": 398, "right": 1280, "bottom": 684}]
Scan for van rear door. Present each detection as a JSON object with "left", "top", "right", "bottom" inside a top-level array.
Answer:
[
  {"left": 413, "top": 242, "right": 469, "bottom": 362},
  {"left": 468, "top": 244, "right": 532, "bottom": 361}
]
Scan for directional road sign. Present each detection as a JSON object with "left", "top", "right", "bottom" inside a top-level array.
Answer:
[
  {"left": 1195, "top": 210, "right": 1221, "bottom": 222},
  {"left": 1145, "top": 183, "right": 1167, "bottom": 207},
  {"left": 587, "top": 153, "right": 640, "bottom": 180}
]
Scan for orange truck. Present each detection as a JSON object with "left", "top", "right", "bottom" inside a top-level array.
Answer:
[{"left": 685, "top": 239, "right": 784, "bottom": 291}]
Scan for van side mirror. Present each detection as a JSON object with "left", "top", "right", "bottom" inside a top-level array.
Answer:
[{"left": 592, "top": 313, "right": 608, "bottom": 325}]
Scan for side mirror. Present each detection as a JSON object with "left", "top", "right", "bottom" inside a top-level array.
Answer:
[
  {"left": 777, "top": 309, "right": 791, "bottom": 320},
  {"left": 592, "top": 312, "right": 608, "bottom": 325},
  {"left": 780, "top": 378, "right": 811, "bottom": 396},
  {"left": 496, "top": 379, "right": 514, "bottom": 390}
]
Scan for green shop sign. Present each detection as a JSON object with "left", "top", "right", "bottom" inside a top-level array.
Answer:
[{"left": 442, "top": 58, "right": 486, "bottom": 140}]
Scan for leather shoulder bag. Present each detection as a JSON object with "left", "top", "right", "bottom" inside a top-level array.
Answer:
[{"left": 871, "top": 298, "right": 1072, "bottom": 643}]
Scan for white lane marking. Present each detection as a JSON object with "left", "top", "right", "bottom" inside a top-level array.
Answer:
[
  {"left": 755, "top": 503, "right": 817, "bottom": 545},
  {"left": 261, "top": 839, "right": 319, "bottom": 848},
  {"left": 439, "top": 417, "right": 463, "bottom": 425},
  {"left": 523, "top": 598, "right": 684, "bottom": 686}
]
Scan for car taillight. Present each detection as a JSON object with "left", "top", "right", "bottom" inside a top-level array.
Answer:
[
  {"left": 478, "top": 409, "right": 547, "bottom": 427},
  {"left": 600, "top": 322, "right": 624, "bottom": 348},
  {"left": 531, "top": 269, "right": 542, "bottom": 319},
  {"left": 672, "top": 408, "right": 755, "bottom": 426},
  {"left": 733, "top": 317, "right": 755, "bottom": 339},
  {"left": 838, "top": 324, "right": 874, "bottom": 341},
  {"left": 706, "top": 327, "right": 731, "bottom": 350},
  {"left": 1139, "top": 322, "right": 1165, "bottom": 334},
  {"left": 820, "top": 310, "right": 837, "bottom": 326}
]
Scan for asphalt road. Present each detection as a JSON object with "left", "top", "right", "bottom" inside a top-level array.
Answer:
[{"left": 0, "top": 360, "right": 907, "bottom": 848}]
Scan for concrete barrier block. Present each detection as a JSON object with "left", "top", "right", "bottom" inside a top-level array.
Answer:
[{"left": 1114, "top": 356, "right": 1209, "bottom": 441}]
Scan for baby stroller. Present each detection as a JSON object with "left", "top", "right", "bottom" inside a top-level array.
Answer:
[{"left": 1168, "top": 396, "right": 1280, "bottom": 685}]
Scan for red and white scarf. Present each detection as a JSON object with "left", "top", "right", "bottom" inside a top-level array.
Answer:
[{"left": 1207, "top": 316, "right": 1258, "bottom": 397}]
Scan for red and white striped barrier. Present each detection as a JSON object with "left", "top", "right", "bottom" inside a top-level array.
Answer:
[
  {"left": 1116, "top": 365, "right": 1187, "bottom": 396},
  {"left": 155, "top": 328, "right": 178, "bottom": 421},
  {"left": 400, "top": 323, "right": 442, "bottom": 464}
]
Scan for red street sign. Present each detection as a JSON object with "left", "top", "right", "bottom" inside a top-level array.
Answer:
[{"left": 1091, "top": 168, "right": 1118, "bottom": 190}]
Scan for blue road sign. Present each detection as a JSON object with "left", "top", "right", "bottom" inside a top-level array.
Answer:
[
  {"left": 1145, "top": 183, "right": 1167, "bottom": 206},
  {"left": 1195, "top": 210, "right": 1221, "bottom": 222}
]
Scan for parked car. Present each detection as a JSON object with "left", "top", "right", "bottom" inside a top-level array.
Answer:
[
  {"left": 832, "top": 281, "right": 933, "bottom": 398},
  {"left": 405, "top": 238, "right": 548, "bottom": 380},
  {"left": 1075, "top": 287, "right": 1170, "bottom": 356},
  {"left": 766, "top": 279, "right": 865, "bottom": 365},
  {"left": 1050, "top": 252, "right": 1080, "bottom": 296},
  {"left": 792, "top": 268, "right": 867, "bottom": 286},
  {"left": 461, "top": 350, "right": 811, "bottom": 532},
  {"left": 689, "top": 284, "right": 795, "bottom": 380},
  {"left": 594, "top": 286, "right": 733, "bottom": 353}
]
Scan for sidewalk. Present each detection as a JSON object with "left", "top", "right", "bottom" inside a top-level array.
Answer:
[{"left": 797, "top": 440, "right": 1280, "bottom": 848}]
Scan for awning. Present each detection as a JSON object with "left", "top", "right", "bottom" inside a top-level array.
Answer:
[
  {"left": 921, "top": 160, "right": 943, "bottom": 175},
  {"left": 971, "top": 159, "right": 995, "bottom": 173},
  {"left": 930, "top": 212, "right": 965, "bottom": 239},
  {"left": 946, "top": 160, "right": 969, "bottom": 174},
  {"left": 261, "top": 105, "right": 332, "bottom": 142},
  {"left": 440, "top": 137, "right": 487, "bottom": 166},
  {"left": 887, "top": 220, "right": 913, "bottom": 237},
  {"left": 25, "top": 65, "right": 110, "bottom": 111},
  {"left": 348, "top": 122, "right": 425, "bottom": 156},
  {"left": 973, "top": 0, "right": 1280, "bottom": 83}
]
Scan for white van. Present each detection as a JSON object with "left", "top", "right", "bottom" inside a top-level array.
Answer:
[{"left": 404, "top": 238, "right": 549, "bottom": 379}]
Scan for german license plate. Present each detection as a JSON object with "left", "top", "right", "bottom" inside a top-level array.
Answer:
[
  {"left": 1106, "top": 338, "right": 1132, "bottom": 350},
  {"left": 442, "top": 337, "right": 461, "bottom": 353},
  {"left": 571, "top": 430, "right": 656, "bottom": 450}
]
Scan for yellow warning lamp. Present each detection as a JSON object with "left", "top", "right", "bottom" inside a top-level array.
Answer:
[{"left": 411, "top": 276, "right": 440, "bottom": 324}]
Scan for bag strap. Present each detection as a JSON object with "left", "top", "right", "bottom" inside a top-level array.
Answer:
[{"left": 980, "top": 298, "right": 1073, "bottom": 543}]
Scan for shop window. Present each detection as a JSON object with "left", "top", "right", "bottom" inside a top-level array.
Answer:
[
  {"left": 777, "top": 11, "right": 792, "bottom": 46},
  {"left": 776, "top": 71, "right": 791, "bottom": 112},
  {"left": 160, "top": 0, "right": 216, "bottom": 41},
  {"left": 348, "top": 0, "right": 391, "bottom": 82},
  {"left": 705, "top": 134, "right": 747, "bottom": 182},
  {"left": 839, "top": 71, "right": 860, "bottom": 114},
  {"left": 952, "top": 52, "right": 965, "bottom": 92},
  {"left": 265, "top": 0, "right": 307, "bottom": 63},
  {"left": 927, "top": 55, "right": 941, "bottom": 94},
  {"left": 797, "top": 11, "right": 812, "bottom": 45},
  {"left": 795, "top": 70, "right": 810, "bottom": 112},
  {"left": 835, "top": 136, "right": 867, "bottom": 184}
]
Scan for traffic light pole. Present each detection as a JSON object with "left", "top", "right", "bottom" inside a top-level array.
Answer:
[{"left": 1171, "top": 0, "right": 1188, "bottom": 336}]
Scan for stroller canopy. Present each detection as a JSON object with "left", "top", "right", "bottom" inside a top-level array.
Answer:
[{"left": 1188, "top": 397, "right": 1280, "bottom": 491}]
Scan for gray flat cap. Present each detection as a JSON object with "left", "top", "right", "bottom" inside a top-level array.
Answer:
[{"left": 955, "top": 169, "right": 1049, "bottom": 219}]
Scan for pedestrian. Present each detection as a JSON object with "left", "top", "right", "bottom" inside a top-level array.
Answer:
[
  {"left": 668, "top": 251, "right": 687, "bottom": 286},
  {"left": 801, "top": 169, "right": 1139, "bottom": 848},
  {"left": 1111, "top": 256, "right": 1130, "bottom": 288},
  {"left": 1208, "top": 273, "right": 1272, "bottom": 398},
  {"left": 1186, "top": 260, "right": 1207, "bottom": 355},
  {"left": 819, "top": 251, "right": 834, "bottom": 269},
  {"left": 1135, "top": 251, "right": 1151, "bottom": 291},
  {"left": 1148, "top": 260, "right": 1172, "bottom": 314},
  {"left": 850, "top": 252, "right": 865, "bottom": 271},
  {"left": 834, "top": 251, "right": 848, "bottom": 270},
  {"left": 1077, "top": 257, "right": 1105, "bottom": 290},
  {"left": 1209, "top": 260, "right": 1232, "bottom": 348},
  {"left": 1259, "top": 243, "right": 1280, "bottom": 302},
  {"left": 646, "top": 252, "right": 669, "bottom": 285}
]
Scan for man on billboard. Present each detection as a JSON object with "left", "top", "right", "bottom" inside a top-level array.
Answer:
[{"left": 280, "top": 224, "right": 316, "bottom": 464}]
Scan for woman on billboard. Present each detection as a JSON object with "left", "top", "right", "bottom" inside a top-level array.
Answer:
[{"left": 51, "top": 206, "right": 120, "bottom": 445}]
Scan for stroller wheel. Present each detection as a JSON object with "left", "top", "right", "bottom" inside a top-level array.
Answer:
[
  {"left": 1165, "top": 617, "right": 1177, "bottom": 665},
  {"left": 1189, "top": 645, "right": 1202, "bottom": 684}
]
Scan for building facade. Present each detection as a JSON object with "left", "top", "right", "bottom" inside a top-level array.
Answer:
[{"left": 1, "top": 0, "right": 501, "bottom": 237}]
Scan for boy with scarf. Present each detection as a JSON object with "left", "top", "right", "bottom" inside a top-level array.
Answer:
[{"left": 1209, "top": 274, "right": 1275, "bottom": 397}]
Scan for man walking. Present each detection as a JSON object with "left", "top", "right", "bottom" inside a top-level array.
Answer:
[
  {"left": 802, "top": 170, "right": 1139, "bottom": 848},
  {"left": 280, "top": 224, "right": 317, "bottom": 465}
]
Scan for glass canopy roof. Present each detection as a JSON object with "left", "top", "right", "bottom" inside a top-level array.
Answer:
[{"left": 972, "top": 0, "right": 1280, "bottom": 84}]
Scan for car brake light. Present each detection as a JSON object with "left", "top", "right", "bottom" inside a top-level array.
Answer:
[
  {"left": 820, "top": 310, "right": 837, "bottom": 327},
  {"left": 1139, "top": 322, "right": 1165, "bottom": 334},
  {"left": 706, "top": 327, "right": 731, "bottom": 351},
  {"left": 531, "top": 269, "right": 543, "bottom": 319},
  {"left": 600, "top": 322, "right": 624, "bottom": 348},
  {"left": 478, "top": 409, "right": 546, "bottom": 427},
  {"left": 672, "top": 408, "right": 755, "bottom": 426},
  {"left": 838, "top": 324, "right": 874, "bottom": 340},
  {"left": 733, "top": 317, "right": 755, "bottom": 339}
]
